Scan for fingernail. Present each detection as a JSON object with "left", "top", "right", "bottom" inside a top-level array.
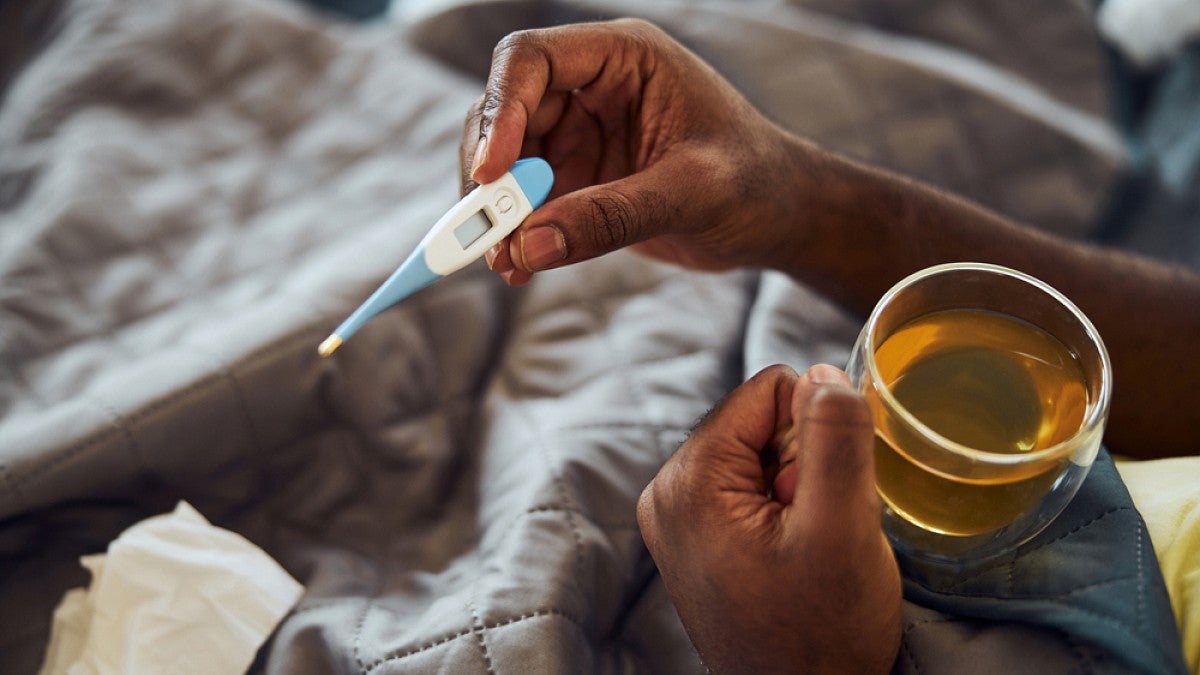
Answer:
[
  {"left": 484, "top": 244, "right": 499, "bottom": 270},
  {"left": 807, "top": 364, "right": 849, "bottom": 386},
  {"left": 520, "top": 225, "right": 567, "bottom": 271},
  {"left": 470, "top": 138, "right": 488, "bottom": 180}
]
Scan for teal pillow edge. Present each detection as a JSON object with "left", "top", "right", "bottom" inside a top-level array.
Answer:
[{"left": 898, "top": 450, "right": 1188, "bottom": 675}]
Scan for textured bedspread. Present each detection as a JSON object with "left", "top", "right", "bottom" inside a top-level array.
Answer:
[{"left": 0, "top": 0, "right": 1166, "bottom": 672}]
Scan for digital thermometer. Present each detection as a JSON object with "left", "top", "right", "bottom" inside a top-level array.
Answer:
[{"left": 318, "top": 157, "right": 554, "bottom": 357}]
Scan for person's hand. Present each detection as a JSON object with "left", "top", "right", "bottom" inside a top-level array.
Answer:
[
  {"left": 462, "top": 19, "right": 817, "bottom": 285},
  {"left": 637, "top": 364, "right": 902, "bottom": 674}
]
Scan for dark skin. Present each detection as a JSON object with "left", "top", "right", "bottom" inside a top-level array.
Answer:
[
  {"left": 639, "top": 363, "right": 902, "bottom": 674},
  {"left": 464, "top": 19, "right": 1200, "bottom": 461},
  {"left": 459, "top": 18, "right": 1200, "bottom": 674}
]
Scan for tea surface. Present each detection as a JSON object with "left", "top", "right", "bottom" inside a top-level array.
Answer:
[{"left": 870, "top": 308, "right": 1088, "bottom": 535}]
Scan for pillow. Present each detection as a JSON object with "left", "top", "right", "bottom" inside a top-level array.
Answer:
[{"left": 1117, "top": 456, "right": 1200, "bottom": 674}]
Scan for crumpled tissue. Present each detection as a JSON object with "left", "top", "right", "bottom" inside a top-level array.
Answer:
[{"left": 38, "top": 501, "right": 304, "bottom": 675}]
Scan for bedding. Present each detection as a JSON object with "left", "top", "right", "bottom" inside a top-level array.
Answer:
[
  {"left": 1118, "top": 456, "right": 1200, "bottom": 673},
  {"left": 0, "top": 0, "right": 1192, "bottom": 672}
]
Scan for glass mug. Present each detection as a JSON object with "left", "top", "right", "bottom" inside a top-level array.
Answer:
[{"left": 846, "top": 263, "right": 1112, "bottom": 566}]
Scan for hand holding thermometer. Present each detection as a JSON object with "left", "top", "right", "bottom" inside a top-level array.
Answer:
[{"left": 317, "top": 157, "right": 554, "bottom": 357}]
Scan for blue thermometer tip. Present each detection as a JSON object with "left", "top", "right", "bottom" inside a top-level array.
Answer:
[{"left": 318, "top": 246, "right": 440, "bottom": 357}]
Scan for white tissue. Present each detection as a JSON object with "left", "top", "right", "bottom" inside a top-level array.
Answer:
[{"left": 38, "top": 501, "right": 304, "bottom": 675}]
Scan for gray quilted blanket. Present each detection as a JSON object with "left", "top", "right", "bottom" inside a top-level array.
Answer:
[{"left": 2, "top": 0, "right": 1167, "bottom": 672}]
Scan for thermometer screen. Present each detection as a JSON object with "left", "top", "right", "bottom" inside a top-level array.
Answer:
[{"left": 453, "top": 210, "right": 494, "bottom": 249}]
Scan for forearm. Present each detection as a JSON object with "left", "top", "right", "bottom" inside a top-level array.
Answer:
[{"left": 779, "top": 136, "right": 1200, "bottom": 459}]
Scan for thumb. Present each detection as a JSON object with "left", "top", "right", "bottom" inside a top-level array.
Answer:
[
  {"left": 782, "top": 374, "right": 880, "bottom": 534},
  {"left": 506, "top": 157, "right": 714, "bottom": 273}
]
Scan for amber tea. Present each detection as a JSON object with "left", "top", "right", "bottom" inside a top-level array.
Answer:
[
  {"left": 849, "top": 263, "right": 1110, "bottom": 564},
  {"left": 867, "top": 308, "right": 1088, "bottom": 536}
]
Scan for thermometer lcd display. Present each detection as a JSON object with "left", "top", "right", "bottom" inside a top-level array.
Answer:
[{"left": 453, "top": 210, "right": 494, "bottom": 249}]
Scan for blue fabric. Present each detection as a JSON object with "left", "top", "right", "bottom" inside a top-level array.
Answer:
[
  {"left": 1094, "top": 41, "right": 1200, "bottom": 271},
  {"left": 899, "top": 450, "right": 1188, "bottom": 675}
]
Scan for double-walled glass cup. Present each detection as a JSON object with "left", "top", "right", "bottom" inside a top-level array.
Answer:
[{"left": 846, "top": 263, "right": 1112, "bottom": 567}]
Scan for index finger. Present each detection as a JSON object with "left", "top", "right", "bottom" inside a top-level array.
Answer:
[
  {"left": 470, "top": 19, "right": 661, "bottom": 184},
  {"left": 668, "top": 364, "right": 801, "bottom": 494}
]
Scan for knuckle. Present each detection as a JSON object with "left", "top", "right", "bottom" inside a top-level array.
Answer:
[
  {"left": 586, "top": 191, "right": 640, "bottom": 251},
  {"left": 493, "top": 27, "right": 539, "bottom": 57},
  {"left": 491, "top": 28, "right": 550, "bottom": 75},
  {"left": 462, "top": 94, "right": 485, "bottom": 137},
  {"left": 482, "top": 29, "right": 552, "bottom": 131},
  {"left": 755, "top": 363, "right": 797, "bottom": 383},
  {"left": 477, "top": 89, "right": 502, "bottom": 133},
  {"left": 613, "top": 17, "right": 665, "bottom": 40}
]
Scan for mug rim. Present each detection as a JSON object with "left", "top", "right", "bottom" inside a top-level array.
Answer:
[{"left": 862, "top": 262, "right": 1113, "bottom": 466}]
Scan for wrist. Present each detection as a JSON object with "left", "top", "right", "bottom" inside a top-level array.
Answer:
[
  {"left": 767, "top": 133, "right": 867, "bottom": 274},
  {"left": 727, "top": 128, "right": 831, "bottom": 273},
  {"left": 769, "top": 135, "right": 936, "bottom": 313}
]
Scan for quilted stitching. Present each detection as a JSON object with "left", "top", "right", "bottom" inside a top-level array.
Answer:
[
  {"left": 900, "top": 454, "right": 1187, "bottom": 674},
  {"left": 0, "top": 0, "right": 1158, "bottom": 673}
]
